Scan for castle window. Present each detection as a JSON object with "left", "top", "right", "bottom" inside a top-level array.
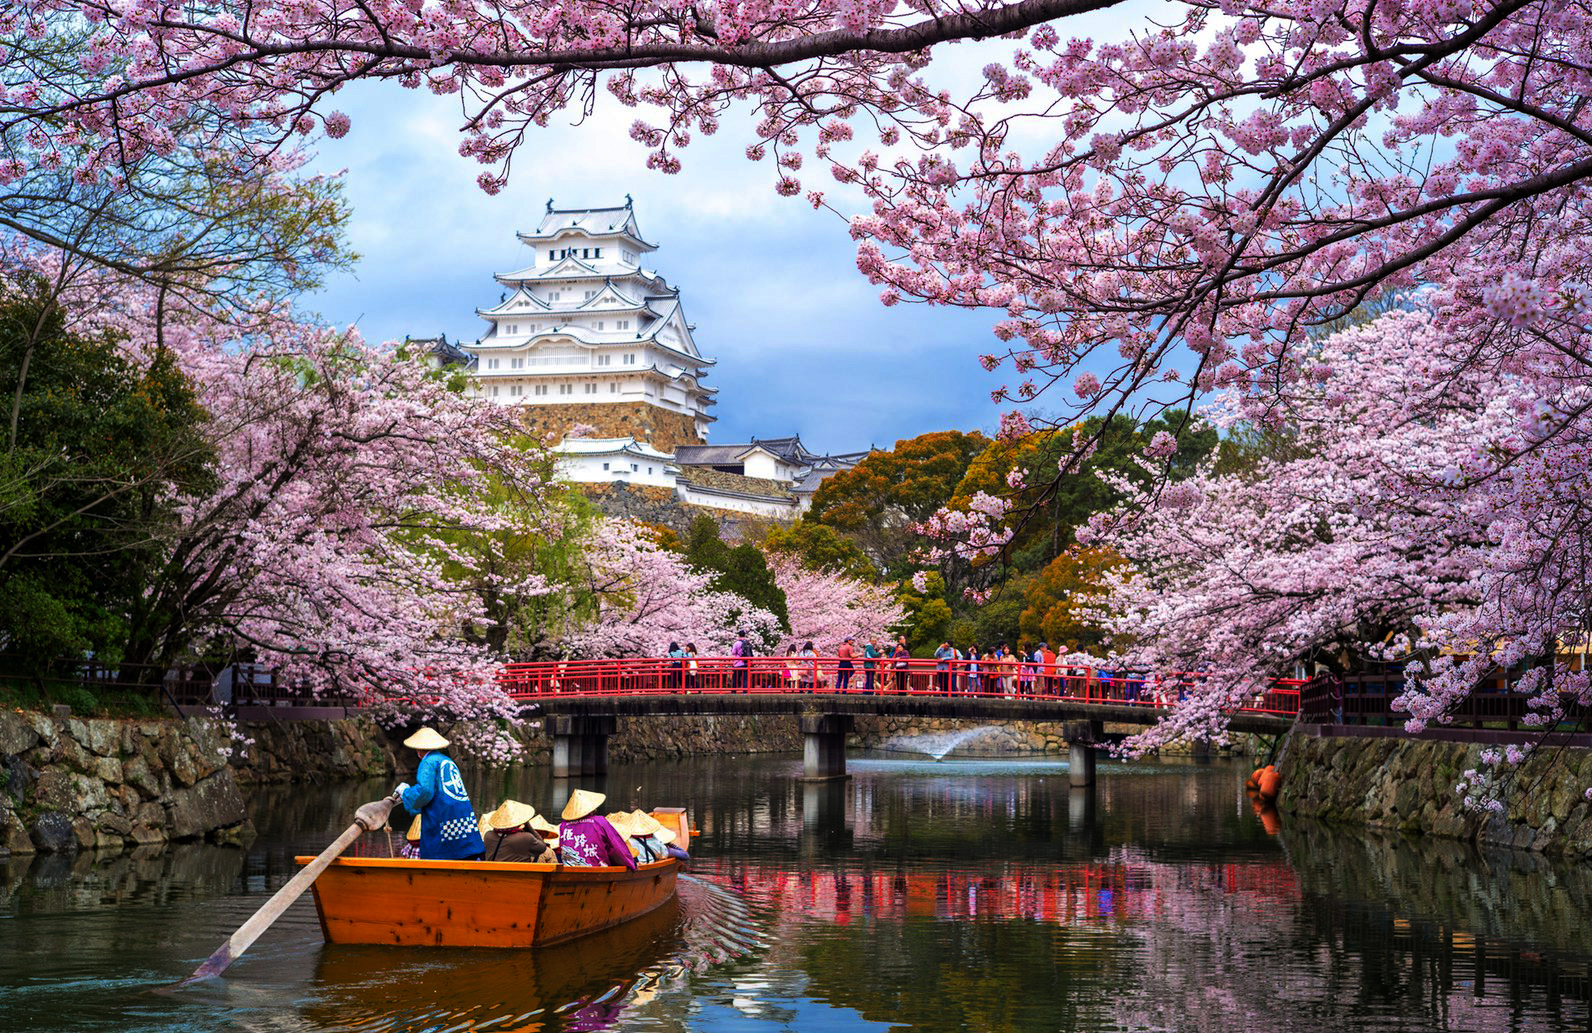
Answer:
[
  {"left": 624, "top": 353, "right": 636, "bottom": 364},
  {"left": 486, "top": 358, "right": 499, "bottom": 370},
  {"left": 490, "top": 385, "right": 500, "bottom": 397},
  {"left": 584, "top": 290, "right": 596, "bottom": 300},
  {"left": 559, "top": 383, "right": 572, "bottom": 395},
  {"left": 548, "top": 250, "right": 556, "bottom": 261},
  {"left": 609, "top": 383, "right": 618, "bottom": 393},
  {"left": 596, "top": 321, "right": 604, "bottom": 331},
  {"left": 617, "top": 320, "right": 630, "bottom": 330},
  {"left": 510, "top": 385, "right": 522, "bottom": 397},
  {"left": 584, "top": 382, "right": 597, "bottom": 394},
  {"left": 534, "top": 384, "right": 548, "bottom": 396},
  {"left": 602, "top": 463, "right": 610, "bottom": 471},
  {"left": 631, "top": 464, "right": 638, "bottom": 472},
  {"left": 511, "top": 357, "right": 524, "bottom": 369},
  {"left": 594, "top": 247, "right": 603, "bottom": 258}
]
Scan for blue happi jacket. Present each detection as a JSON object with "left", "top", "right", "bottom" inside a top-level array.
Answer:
[{"left": 400, "top": 752, "right": 484, "bottom": 860}]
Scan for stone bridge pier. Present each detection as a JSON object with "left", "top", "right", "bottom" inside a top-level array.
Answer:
[
  {"left": 550, "top": 714, "right": 618, "bottom": 778},
  {"left": 1064, "top": 719, "right": 1103, "bottom": 787},
  {"left": 801, "top": 714, "right": 854, "bottom": 781}
]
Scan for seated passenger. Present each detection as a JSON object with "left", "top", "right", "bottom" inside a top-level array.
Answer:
[
  {"left": 484, "top": 799, "right": 558, "bottom": 863},
  {"left": 604, "top": 812, "right": 644, "bottom": 860},
  {"left": 558, "top": 789, "right": 637, "bottom": 870},
  {"left": 529, "top": 814, "right": 562, "bottom": 862},
  {"left": 401, "top": 815, "right": 422, "bottom": 859},
  {"left": 625, "top": 810, "right": 671, "bottom": 863},
  {"left": 657, "top": 825, "right": 691, "bottom": 863}
]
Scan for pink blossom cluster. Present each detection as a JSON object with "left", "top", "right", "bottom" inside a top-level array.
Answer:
[
  {"left": 1083, "top": 303, "right": 1592, "bottom": 756},
  {"left": 22, "top": 247, "right": 550, "bottom": 752},
  {"left": 766, "top": 553, "right": 905, "bottom": 651},
  {"left": 558, "top": 519, "right": 783, "bottom": 657},
  {"left": 14, "top": 0, "right": 1592, "bottom": 435}
]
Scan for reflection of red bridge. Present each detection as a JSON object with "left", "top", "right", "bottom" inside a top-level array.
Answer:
[
  {"left": 691, "top": 858, "right": 1302, "bottom": 927},
  {"left": 498, "top": 657, "right": 1303, "bottom": 778}
]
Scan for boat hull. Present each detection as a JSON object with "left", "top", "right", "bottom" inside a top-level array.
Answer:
[{"left": 297, "top": 856, "right": 680, "bottom": 948}]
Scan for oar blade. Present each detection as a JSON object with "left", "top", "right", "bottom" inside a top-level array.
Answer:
[{"left": 176, "top": 797, "right": 396, "bottom": 986}]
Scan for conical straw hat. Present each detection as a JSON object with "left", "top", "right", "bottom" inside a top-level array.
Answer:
[
  {"left": 628, "top": 809, "right": 664, "bottom": 836},
  {"left": 654, "top": 826, "right": 676, "bottom": 846},
  {"left": 487, "top": 800, "right": 538, "bottom": 831},
  {"left": 406, "top": 815, "right": 422, "bottom": 841},
  {"left": 605, "top": 811, "right": 634, "bottom": 836},
  {"left": 561, "top": 788, "right": 606, "bottom": 821},
  {"left": 402, "top": 726, "right": 450, "bottom": 750},
  {"left": 530, "top": 815, "right": 560, "bottom": 843}
]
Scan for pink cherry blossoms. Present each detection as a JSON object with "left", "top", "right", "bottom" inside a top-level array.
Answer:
[
  {"left": 559, "top": 519, "right": 782, "bottom": 657},
  {"left": 1082, "top": 302, "right": 1592, "bottom": 752},
  {"left": 24, "top": 249, "right": 552, "bottom": 739},
  {"left": 767, "top": 552, "right": 905, "bottom": 651}
]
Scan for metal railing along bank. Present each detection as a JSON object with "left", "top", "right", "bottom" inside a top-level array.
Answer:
[{"left": 496, "top": 656, "right": 1306, "bottom": 716}]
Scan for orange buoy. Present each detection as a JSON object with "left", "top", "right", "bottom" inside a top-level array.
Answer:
[
  {"left": 1245, "top": 768, "right": 1264, "bottom": 792},
  {"left": 1256, "top": 766, "right": 1282, "bottom": 802}
]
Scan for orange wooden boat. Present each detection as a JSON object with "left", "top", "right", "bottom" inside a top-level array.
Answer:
[{"left": 297, "top": 808, "right": 691, "bottom": 948}]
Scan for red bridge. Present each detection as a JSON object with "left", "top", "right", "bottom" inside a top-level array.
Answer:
[{"left": 497, "top": 655, "right": 1303, "bottom": 780}]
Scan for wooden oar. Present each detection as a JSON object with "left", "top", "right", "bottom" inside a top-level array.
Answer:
[{"left": 181, "top": 796, "right": 397, "bottom": 984}]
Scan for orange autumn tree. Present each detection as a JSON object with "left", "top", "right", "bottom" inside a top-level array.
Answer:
[{"left": 1019, "top": 547, "right": 1128, "bottom": 656}]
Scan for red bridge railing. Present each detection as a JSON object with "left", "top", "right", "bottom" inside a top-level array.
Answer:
[{"left": 496, "top": 656, "right": 1304, "bottom": 717}]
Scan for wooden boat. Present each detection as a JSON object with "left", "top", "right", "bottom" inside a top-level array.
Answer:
[{"left": 297, "top": 808, "right": 690, "bottom": 948}]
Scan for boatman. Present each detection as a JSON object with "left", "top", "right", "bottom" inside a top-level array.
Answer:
[
  {"left": 558, "top": 789, "right": 637, "bottom": 869},
  {"left": 390, "top": 726, "right": 485, "bottom": 861}
]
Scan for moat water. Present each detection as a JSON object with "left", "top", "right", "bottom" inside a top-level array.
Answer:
[{"left": 2, "top": 752, "right": 1589, "bottom": 1032}]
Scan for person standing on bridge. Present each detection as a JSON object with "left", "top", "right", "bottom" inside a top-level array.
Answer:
[
  {"left": 892, "top": 639, "right": 911, "bottom": 692},
  {"left": 836, "top": 636, "right": 856, "bottom": 692},
  {"left": 934, "top": 642, "right": 954, "bottom": 694},
  {"left": 731, "top": 630, "right": 752, "bottom": 690},
  {"left": 862, "top": 636, "right": 882, "bottom": 694}
]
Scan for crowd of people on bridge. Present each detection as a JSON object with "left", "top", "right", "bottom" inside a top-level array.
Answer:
[
  {"left": 390, "top": 727, "right": 691, "bottom": 865},
  {"left": 646, "top": 635, "right": 1190, "bottom": 702}
]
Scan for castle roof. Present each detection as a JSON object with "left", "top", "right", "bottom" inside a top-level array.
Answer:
[
  {"left": 552, "top": 436, "right": 677, "bottom": 463},
  {"left": 517, "top": 197, "right": 657, "bottom": 251}
]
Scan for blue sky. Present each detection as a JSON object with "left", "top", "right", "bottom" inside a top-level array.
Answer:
[{"left": 301, "top": 82, "right": 1009, "bottom": 455}]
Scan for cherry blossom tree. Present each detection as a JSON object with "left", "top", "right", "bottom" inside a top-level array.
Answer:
[
  {"left": 16, "top": 0, "right": 1592, "bottom": 733},
  {"left": 559, "top": 518, "right": 782, "bottom": 657},
  {"left": 12, "top": 1, "right": 1591, "bottom": 418},
  {"left": 9, "top": 247, "right": 552, "bottom": 741},
  {"left": 1083, "top": 304, "right": 1592, "bottom": 753},
  {"left": 766, "top": 552, "right": 906, "bottom": 652}
]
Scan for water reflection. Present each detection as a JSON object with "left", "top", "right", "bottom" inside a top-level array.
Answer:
[{"left": 2, "top": 756, "right": 1591, "bottom": 1032}]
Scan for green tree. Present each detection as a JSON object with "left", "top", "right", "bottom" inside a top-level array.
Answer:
[
  {"left": 762, "top": 520, "right": 877, "bottom": 580},
  {"left": 0, "top": 279, "right": 214, "bottom": 669},
  {"left": 683, "top": 516, "right": 790, "bottom": 638}
]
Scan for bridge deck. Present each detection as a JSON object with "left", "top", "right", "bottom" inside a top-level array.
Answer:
[{"left": 500, "top": 657, "right": 1300, "bottom": 735}]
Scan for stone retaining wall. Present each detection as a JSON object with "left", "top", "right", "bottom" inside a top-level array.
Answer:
[
  {"left": 1278, "top": 732, "right": 1592, "bottom": 858},
  {"left": 0, "top": 710, "right": 248, "bottom": 856},
  {"left": 231, "top": 715, "right": 401, "bottom": 784}
]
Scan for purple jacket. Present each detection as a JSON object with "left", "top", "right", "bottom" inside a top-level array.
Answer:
[{"left": 558, "top": 815, "right": 637, "bottom": 869}]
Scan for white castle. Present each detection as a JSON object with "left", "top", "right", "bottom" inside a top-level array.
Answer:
[
  {"left": 468, "top": 197, "right": 717, "bottom": 442},
  {"left": 418, "top": 198, "right": 867, "bottom": 518}
]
